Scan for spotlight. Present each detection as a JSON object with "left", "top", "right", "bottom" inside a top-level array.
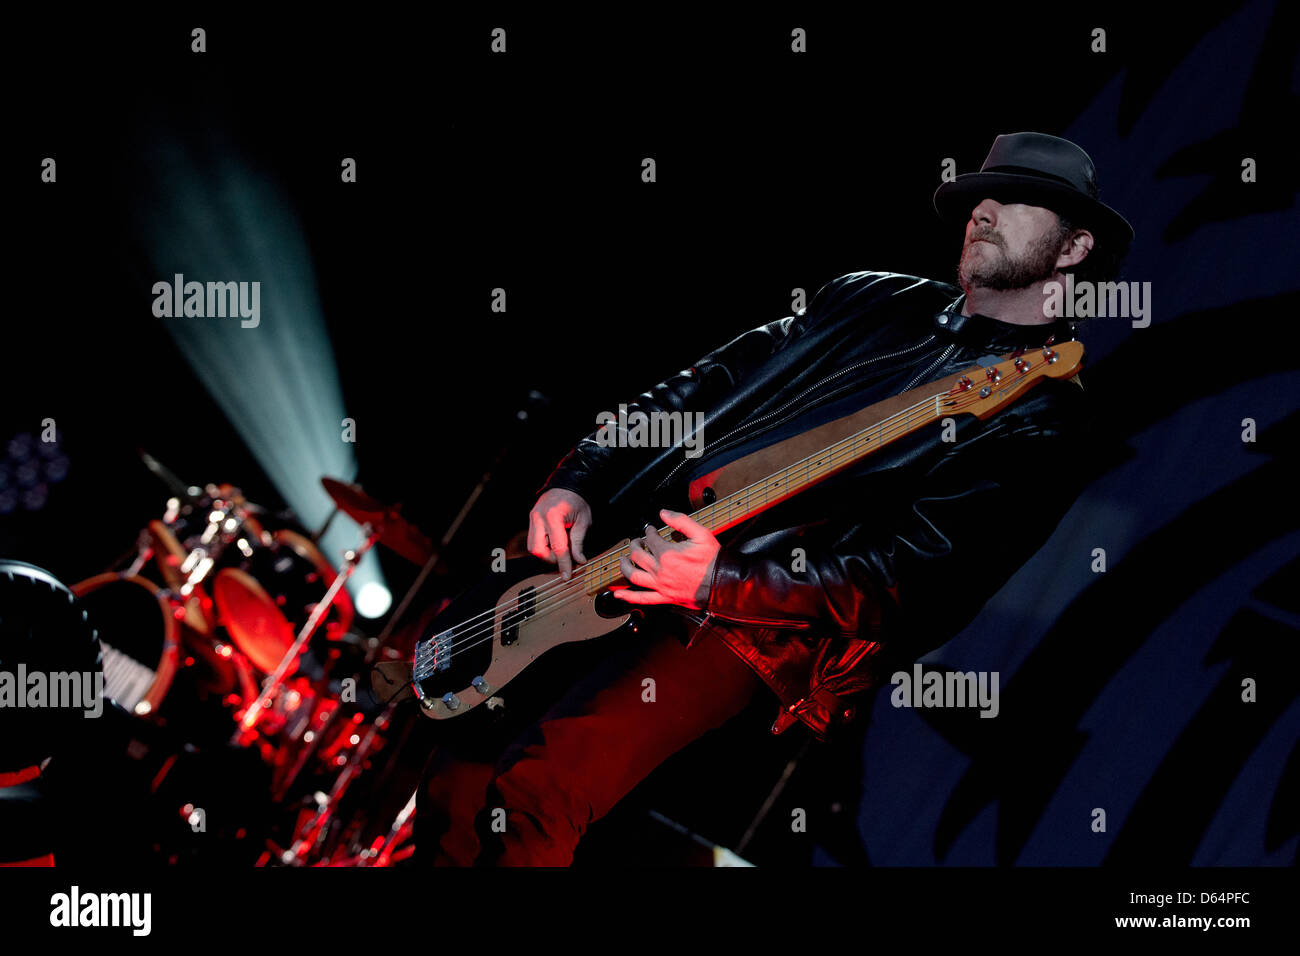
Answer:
[
  {"left": 355, "top": 581, "right": 392, "bottom": 619},
  {"left": 138, "top": 136, "right": 388, "bottom": 610}
]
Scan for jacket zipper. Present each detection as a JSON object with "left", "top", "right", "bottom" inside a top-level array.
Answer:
[
  {"left": 899, "top": 341, "right": 958, "bottom": 391},
  {"left": 680, "top": 607, "right": 813, "bottom": 634},
  {"left": 658, "top": 334, "right": 941, "bottom": 492}
]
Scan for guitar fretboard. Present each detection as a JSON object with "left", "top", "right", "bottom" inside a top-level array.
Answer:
[{"left": 577, "top": 386, "right": 958, "bottom": 594}]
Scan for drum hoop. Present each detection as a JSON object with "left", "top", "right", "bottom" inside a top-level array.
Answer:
[
  {"left": 70, "top": 572, "right": 180, "bottom": 718},
  {"left": 145, "top": 519, "right": 215, "bottom": 634},
  {"left": 146, "top": 519, "right": 189, "bottom": 590},
  {"left": 273, "top": 530, "right": 355, "bottom": 627},
  {"left": 274, "top": 529, "right": 335, "bottom": 580}
]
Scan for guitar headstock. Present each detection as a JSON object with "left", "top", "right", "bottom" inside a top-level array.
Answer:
[{"left": 943, "top": 340, "right": 1084, "bottom": 420}]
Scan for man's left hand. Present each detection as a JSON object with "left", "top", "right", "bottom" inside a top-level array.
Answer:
[{"left": 615, "top": 510, "right": 719, "bottom": 609}]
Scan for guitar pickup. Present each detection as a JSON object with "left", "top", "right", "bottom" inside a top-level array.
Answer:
[{"left": 501, "top": 585, "right": 537, "bottom": 646}]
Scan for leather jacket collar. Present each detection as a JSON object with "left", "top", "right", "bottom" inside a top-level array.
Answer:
[{"left": 933, "top": 292, "right": 1077, "bottom": 350}]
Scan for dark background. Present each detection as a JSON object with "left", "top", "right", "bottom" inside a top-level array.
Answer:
[{"left": 3, "top": 3, "right": 1297, "bottom": 865}]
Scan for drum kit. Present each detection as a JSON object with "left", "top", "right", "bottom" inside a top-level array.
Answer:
[{"left": 70, "top": 468, "right": 435, "bottom": 867}]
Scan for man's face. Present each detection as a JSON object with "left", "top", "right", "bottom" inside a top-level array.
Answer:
[{"left": 957, "top": 198, "right": 1070, "bottom": 291}]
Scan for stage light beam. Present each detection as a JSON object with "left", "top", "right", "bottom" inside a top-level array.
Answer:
[{"left": 135, "top": 134, "right": 388, "bottom": 618}]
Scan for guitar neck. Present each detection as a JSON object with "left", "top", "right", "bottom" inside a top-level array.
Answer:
[{"left": 577, "top": 340, "right": 1081, "bottom": 595}]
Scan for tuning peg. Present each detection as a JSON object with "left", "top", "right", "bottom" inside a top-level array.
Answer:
[{"left": 1042, "top": 334, "right": 1056, "bottom": 348}]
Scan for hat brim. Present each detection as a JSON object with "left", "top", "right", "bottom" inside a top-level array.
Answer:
[{"left": 933, "top": 172, "right": 1134, "bottom": 246}]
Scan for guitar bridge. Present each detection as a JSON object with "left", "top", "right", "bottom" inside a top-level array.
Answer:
[{"left": 414, "top": 629, "right": 453, "bottom": 680}]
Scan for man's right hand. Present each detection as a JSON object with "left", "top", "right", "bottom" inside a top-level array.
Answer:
[{"left": 527, "top": 488, "right": 592, "bottom": 581}]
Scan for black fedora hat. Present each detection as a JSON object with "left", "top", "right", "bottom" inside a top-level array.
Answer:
[{"left": 933, "top": 132, "right": 1134, "bottom": 247}]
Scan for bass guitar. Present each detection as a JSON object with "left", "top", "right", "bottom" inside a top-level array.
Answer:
[{"left": 388, "top": 340, "right": 1082, "bottom": 719}]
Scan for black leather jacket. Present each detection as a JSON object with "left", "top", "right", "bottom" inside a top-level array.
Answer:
[{"left": 540, "top": 271, "right": 1093, "bottom": 740}]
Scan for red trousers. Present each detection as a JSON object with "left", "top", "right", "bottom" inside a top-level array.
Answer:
[{"left": 419, "top": 625, "right": 764, "bottom": 865}]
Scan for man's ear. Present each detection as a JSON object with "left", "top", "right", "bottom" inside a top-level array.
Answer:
[{"left": 1059, "top": 228, "right": 1094, "bottom": 269}]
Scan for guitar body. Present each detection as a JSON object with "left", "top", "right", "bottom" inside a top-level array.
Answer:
[{"left": 411, "top": 555, "right": 631, "bottom": 720}]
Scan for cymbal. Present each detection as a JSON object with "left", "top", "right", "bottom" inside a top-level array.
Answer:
[
  {"left": 321, "top": 477, "right": 389, "bottom": 520},
  {"left": 321, "top": 477, "right": 434, "bottom": 565}
]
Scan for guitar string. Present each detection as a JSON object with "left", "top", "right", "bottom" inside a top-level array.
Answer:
[
  {"left": 418, "top": 370, "right": 1044, "bottom": 674},
  {"left": 417, "top": 368, "right": 1048, "bottom": 675}
]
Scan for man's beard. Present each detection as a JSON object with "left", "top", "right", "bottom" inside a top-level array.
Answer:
[{"left": 957, "top": 223, "right": 1069, "bottom": 291}]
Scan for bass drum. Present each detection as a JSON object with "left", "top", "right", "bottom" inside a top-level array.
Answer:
[
  {"left": 71, "top": 573, "right": 180, "bottom": 718},
  {"left": 211, "top": 530, "right": 355, "bottom": 675}
]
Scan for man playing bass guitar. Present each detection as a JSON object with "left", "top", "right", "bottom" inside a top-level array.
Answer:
[{"left": 420, "top": 132, "right": 1133, "bottom": 866}]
